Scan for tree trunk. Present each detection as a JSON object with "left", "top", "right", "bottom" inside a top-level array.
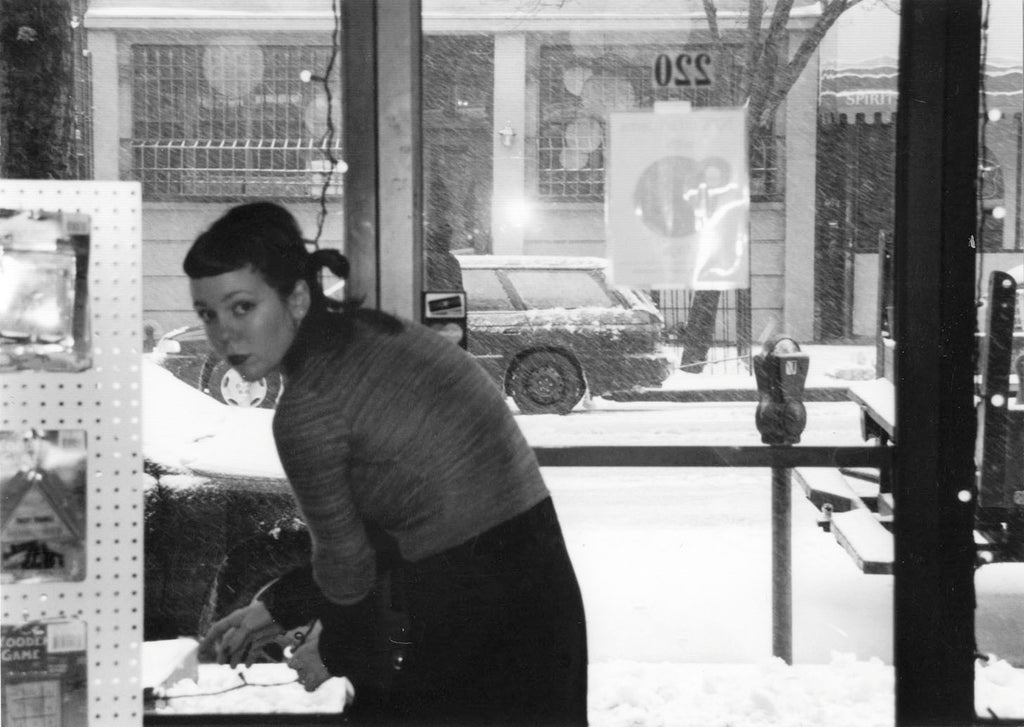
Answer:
[
  {"left": 679, "top": 290, "right": 721, "bottom": 373},
  {"left": 0, "top": 0, "right": 75, "bottom": 179}
]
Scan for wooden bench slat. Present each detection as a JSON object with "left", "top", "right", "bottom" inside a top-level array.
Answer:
[
  {"left": 794, "top": 467, "right": 878, "bottom": 513},
  {"left": 830, "top": 509, "right": 894, "bottom": 575}
]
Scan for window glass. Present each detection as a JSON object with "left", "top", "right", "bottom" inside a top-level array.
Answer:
[
  {"left": 6, "top": 0, "right": 1021, "bottom": 720},
  {"left": 505, "top": 269, "right": 616, "bottom": 309},
  {"left": 461, "top": 269, "right": 514, "bottom": 311},
  {"left": 423, "top": 34, "right": 494, "bottom": 257},
  {"left": 975, "top": 5, "right": 1023, "bottom": 706}
]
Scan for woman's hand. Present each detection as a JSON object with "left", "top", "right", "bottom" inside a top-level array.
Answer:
[
  {"left": 286, "top": 621, "right": 332, "bottom": 692},
  {"left": 199, "top": 600, "right": 283, "bottom": 668}
]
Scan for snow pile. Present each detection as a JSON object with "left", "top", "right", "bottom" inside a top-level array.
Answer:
[
  {"left": 142, "top": 357, "right": 284, "bottom": 479},
  {"left": 150, "top": 654, "right": 1024, "bottom": 723},
  {"left": 977, "top": 655, "right": 1024, "bottom": 720},
  {"left": 590, "top": 655, "right": 893, "bottom": 727}
]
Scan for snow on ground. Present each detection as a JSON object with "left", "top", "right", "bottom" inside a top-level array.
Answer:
[
  {"left": 152, "top": 654, "right": 1024, "bottom": 725},
  {"left": 141, "top": 351, "right": 1024, "bottom": 723}
]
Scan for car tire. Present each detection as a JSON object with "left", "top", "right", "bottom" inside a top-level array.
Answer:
[
  {"left": 201, "top": 356, "right": 283, "bottom": 408},
  {"left": 509, "top": 351, "right": 585, "bottom": 415}
]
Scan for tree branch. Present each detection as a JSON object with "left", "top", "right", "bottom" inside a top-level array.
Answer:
[
  {"left": 745, "top": 0, "right": 792, "bottom": 128},
  {"left": 740, "top": 0, "right": 766, "bottom": 100},
  {"left": 755, "top": 0, "right": 862, "bottom": 126},
  {"left": 703, "top": 0, "right": 722, "bottom": 43}
]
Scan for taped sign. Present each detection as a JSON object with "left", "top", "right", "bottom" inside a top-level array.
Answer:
[{"left": 605, "top": 106, "right": 750, "bottom": 290}]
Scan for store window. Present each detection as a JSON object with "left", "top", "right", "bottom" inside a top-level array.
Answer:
[
  {"left": 131, "top": 43, "right": 341, "bottom": 200},
  {"left": 4, "top": 0, "right": 1022, "bottom": 723}
]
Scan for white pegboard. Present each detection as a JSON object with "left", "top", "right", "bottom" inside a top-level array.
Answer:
[{"left": 2, "top": 181, "right": 144, "bottom": 726}]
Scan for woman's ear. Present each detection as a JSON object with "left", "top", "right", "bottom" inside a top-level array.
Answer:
[{"left": 289, "top": 279, "right": 312, "bottom": 321}]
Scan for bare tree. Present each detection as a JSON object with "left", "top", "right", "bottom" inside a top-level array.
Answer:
[
  {"left": 679, "top": 0, "right": 862, "bottom": 371},
  {"left": 703, "top": 0, "right": 862, "bottom": 130}
]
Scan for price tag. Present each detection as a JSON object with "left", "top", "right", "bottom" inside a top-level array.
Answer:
[{"left": 652, "top": 52, "right": 715, "bottom": 89}]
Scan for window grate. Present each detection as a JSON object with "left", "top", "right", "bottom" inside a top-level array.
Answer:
[
  {"left": 538, "top": 44, "right": 780, "bottom": 203},
  {"left": 131, "top": 44, "right": 341, "bottom": 200}
]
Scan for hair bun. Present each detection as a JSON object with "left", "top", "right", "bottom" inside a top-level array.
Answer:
[{"left": 310, "top": 248, "right": 350, "bottom": 280}]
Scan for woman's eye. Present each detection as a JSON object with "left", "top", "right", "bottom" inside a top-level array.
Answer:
[
  {"left": 196, "top": 310, "right": 214, "bottom": 324},
  {"left": 233, "top": 301, "right": 255, "bottom": 316}
]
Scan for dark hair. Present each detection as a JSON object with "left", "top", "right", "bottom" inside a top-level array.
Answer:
[
  {"left": 184, "top": 201, "right": 349, "bottom": 313},
  {"left": 184, "top": 202, "right": 402, "bottom": 346}
]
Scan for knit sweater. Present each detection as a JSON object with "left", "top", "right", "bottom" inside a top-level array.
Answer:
[{"left": 269, "top": 310, "right": 550, "bottom": 609}]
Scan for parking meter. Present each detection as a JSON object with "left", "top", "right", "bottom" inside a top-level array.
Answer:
[{"left": 754, "top": 336, "right": 810, "bottom": 446}]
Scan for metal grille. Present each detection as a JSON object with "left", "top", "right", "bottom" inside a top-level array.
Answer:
[
  {"left": 653, "top": 288, "right": 752, "bottom": 375},
  {"left": 538, "top": 44, "right": 779, "bottom": 202},
  {"left": 131, "top": 45, "right": 341, "bottom": 200}
]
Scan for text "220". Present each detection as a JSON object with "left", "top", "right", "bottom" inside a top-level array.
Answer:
[{"left": 653, "top": 53, "right": 714, "bottom": 88}]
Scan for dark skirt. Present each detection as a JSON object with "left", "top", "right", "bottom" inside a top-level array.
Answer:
[{"left": 345, "top": 497, "right": 589, "bottom": 727}]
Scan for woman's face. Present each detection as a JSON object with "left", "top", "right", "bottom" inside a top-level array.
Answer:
[{"left": 189, "top": 266, "right": 309, "bottom": 382}]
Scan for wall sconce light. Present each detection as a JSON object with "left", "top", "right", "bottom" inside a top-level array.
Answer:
[{"left": 498, "top": 122, "right": 516, "bottom": 148}]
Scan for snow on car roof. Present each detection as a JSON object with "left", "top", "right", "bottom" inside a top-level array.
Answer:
[{"left": 455, "top": 254, "right": 608, "bottom": 270}]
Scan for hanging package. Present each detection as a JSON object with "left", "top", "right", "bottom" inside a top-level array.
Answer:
[{"left": 0, "top": 210, "right": 92, "bottom": 372}]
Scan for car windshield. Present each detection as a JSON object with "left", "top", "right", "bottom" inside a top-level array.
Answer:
[{"left": 505, "top": 270, "right": 617, "bottom": 309}]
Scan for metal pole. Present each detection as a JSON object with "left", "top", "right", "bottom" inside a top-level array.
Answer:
[
  {"left": 894, "top": 1, "right": 979, "bottom": 722},
  {"left": 772, "top": 465, "right": 793, "bottom": 664}
]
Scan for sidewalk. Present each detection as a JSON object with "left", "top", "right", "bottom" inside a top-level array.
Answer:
[{"left": 608, "top": 344, "right": 878, "bottom": 403}]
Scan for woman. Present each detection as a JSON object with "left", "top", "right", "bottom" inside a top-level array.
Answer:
[{"left": 191, "top": 202, "right": 588, "bottom": 726}]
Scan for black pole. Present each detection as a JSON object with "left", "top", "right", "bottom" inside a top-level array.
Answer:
[
  {"left": 893, "top": 1, "right": 980, "bottom": 724},
  {"left": 342, "top": 0, "right": 379, "bottom": 308},
  {"left": 771, "top": 465, "right": 792, "bottom": 664}
]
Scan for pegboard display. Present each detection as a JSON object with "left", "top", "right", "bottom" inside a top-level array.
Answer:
[{"left": 2, "top": 181, "right": 144, "bottom": 727}]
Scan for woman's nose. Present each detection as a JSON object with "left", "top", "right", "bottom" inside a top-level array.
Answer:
[{"left": 208, "top": 321, "right": 236, "bottom": 346}]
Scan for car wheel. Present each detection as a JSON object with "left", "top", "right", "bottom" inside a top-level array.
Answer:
[
  {"left": 509, "top": 351, "right": 584, "bottom": 415},
  {"left": 201, "top": 356, "right": 283, "bottom": 408}
]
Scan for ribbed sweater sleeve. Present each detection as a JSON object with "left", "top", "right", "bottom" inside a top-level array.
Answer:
[{"left": 272, "top": 385, "right": 378, "bottom": 606}]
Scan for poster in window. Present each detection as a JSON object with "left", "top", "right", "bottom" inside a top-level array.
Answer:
[
  {"left": 1, "top": 619, "right": 88, "bottom": 727},
  {"left": 606, "top": 107, "right": 750, "bottom": 290},
  {"left": 0, "top": 209, "right": 92, "bottom": 372},
  {"left": 0, "top": 429, "right": 87, "bottom": 583}
]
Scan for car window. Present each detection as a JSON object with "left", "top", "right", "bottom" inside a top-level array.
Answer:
[
  {"left": 463, "top": 269, "right": 516, "bottom": 311},
  {"left": 506, "top": 269, "right": 618, "bottom": 310}
]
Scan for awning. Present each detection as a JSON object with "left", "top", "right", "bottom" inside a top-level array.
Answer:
[
  {"left": 818, "top": 1, "right": 1021, "bottom": 125},
  {"left": 819, "top": 61, "right": 898, "bottom": 125},
  {"left": 819, "top": 62, "right": 1022, "bottom": 125}
]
